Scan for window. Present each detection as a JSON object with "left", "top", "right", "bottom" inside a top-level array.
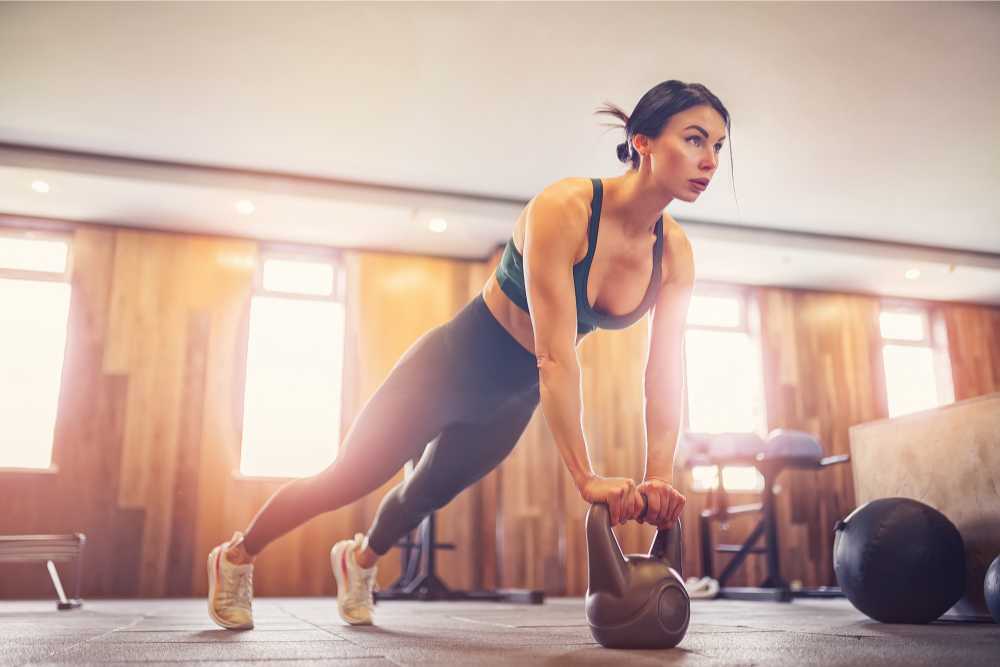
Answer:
[
  {"left": 683, "top": 285, "right": 766, "bottom": 492},
  {"left": 238, "top": 250, "right": 347, "bottom": 479},
  {"left": 0, "top": 229, "right": 72, "bottom": 470},
  {"left": 878, "top": 303, "right": 954, "bottom": 418}
]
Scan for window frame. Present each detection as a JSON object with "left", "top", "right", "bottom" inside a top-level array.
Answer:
[
  {"left": 878, "top": 298, "right": 931, "bottom": 347},
  {"left": 681, "top": 281, "right": 769, "bottom": 492},
  {"left": 253, "top": 243, "right": 345, "bottom": 303},
  {"left": 0, "top": 225, "right": 74, "bottom": 474},
  {"left": 686, "top": 281, "right": 750, "bottom": 334},
  {"left": 0, "top": 226, "right": 74, "bottom": 284},
  {"left": 235, "top": 244, "right": 349, "bottom": 481},
  {"left": 877, "top": 298, "right": 955, "bottom": 414}
]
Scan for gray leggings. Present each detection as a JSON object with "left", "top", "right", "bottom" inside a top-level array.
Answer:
[{"left": 242, "top": 295, "right": 541, "bottom": 556}]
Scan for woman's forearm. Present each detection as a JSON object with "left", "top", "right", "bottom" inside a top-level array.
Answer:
[{"left": 537, "top": 361, "right": 595, "bottom": 491}]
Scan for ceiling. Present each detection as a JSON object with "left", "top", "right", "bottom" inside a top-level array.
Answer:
[{"left": 1, "top": 2, "right": 999, "bottom": 304}]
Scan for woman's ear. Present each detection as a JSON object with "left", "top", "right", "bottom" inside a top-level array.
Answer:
[{"left": 632, "top": 134, "right": 650, "bottom": 157}]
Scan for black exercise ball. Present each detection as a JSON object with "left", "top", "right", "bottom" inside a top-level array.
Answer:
[
  {"left": 986, "top": 555, "right": 1000, "bottom": 623},
  {"left": 833, "top": 497, "right": 966, "bottom": 624}
]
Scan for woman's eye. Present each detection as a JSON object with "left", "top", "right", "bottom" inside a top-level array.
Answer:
[
  {"left": 715, "top": 144, "right": 723, "bottom": 152},
  {"left": 687, "top": 136, "right": 702, "bottom": 145}
]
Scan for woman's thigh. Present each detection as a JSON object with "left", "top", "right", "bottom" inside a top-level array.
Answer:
[
  {"left": 399, "top": 387, "right": 540, "bottom": 507},
  {"left": 312, "top": 295, "right": 538, "bottom": 502},
  {"left": 316, "top": 324, "right": 462, "bottom": 500}
]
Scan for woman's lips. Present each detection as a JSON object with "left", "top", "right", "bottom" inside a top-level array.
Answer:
[{"left": 689, "top": 180, "right": 707, "bottom": 192}]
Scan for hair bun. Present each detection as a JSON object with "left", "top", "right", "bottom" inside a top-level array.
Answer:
[{"left": 616, "top": 141, "right": 631, "bottom": 163}]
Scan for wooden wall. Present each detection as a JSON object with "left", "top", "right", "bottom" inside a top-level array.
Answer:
[
  {"left": 1, "top": 222, "right": 998, "bottom": 599},
  {"left": 0, "top": 226, "right": 490, "bottom": 599},
  {"left": 745, "top": 289, "right": 887, "bottom": 587},
  {"left": 939, "top": 303, "right": 1000, "bottom": 400}
]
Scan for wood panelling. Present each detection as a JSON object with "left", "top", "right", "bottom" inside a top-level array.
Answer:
[
  {"left": 0, "top": 228, "right": 132, "bottom": 598},
  {"left": 750, "top": 288, "right": 888, "bottom": 588},
  {"left": 939, "top": 303, "right": 1000, "bottom": 399},
  {"left": 342, "top": 251, "right": 492, "bottom": 594},
  {"left": 2, "top": 222, "right": 999, "bottom": 600}
]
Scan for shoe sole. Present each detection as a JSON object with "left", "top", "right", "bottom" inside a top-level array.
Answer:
[
  {"left": 330, "top": 541, "right": 373, "bottom": 626},
  {"left": 207, "top": 547, "right": 254, "bottom": 630}
]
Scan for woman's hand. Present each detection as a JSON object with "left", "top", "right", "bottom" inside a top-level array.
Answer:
[
  {"left": 636, "top": 477, "right": 686, "bottom": 529},
  {"left": 579, "top": 475, "right": 645, "bottom": 526}
]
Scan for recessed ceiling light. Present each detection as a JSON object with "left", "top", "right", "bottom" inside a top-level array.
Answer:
[
  {"left": 904, "top": 268, "right": 921, "bottom": 280},
  {"left": 236, "top": 200, "right": 255, "bottom": 215},
  {"left": 428, "top": 217, "right": 448, "bottom": 233},
  {"left": 31, "top": 180, "right": 50, "bottom": 193}
]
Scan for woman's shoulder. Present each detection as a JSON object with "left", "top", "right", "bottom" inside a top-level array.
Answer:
[
  {"left": 660, "top": 212, "right": 695, "bottom": 287},
  {"left": 526, "top": 177, "right": 595, "bottom": 226},
  {"left": 514, "top": 178, "right": 593, "bottom": 256},
  {"left": 533, "top": 176, "right": 593, "bottom": 203}
]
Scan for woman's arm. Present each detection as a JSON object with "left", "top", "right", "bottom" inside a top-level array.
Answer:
[
  {"left": 640, "top": 226, "right": 695, "bottom": 527},
  {"left": 523, "top": 187, "right": 643, "bottom": 525},
  {"left": 522, "top": 188, "right": 595, "bottom": 490}
]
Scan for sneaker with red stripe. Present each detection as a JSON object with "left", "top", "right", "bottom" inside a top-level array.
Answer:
[
  {"left": 207, "top": 531, "right": 254, "bottom": 630},
  {"left": 330, "top": 533, "right": 378, "bottom": 625}
]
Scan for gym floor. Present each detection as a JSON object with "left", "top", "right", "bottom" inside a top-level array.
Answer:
[{"left": 2, "top": 597, "right": 997, "bottom": 666}]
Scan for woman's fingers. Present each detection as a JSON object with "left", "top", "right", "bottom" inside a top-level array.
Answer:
[
  {"left": 609, "top": 489, "right": 622, "bottom": 525},
  {"left": 671, "top": 490, "right": 687, "bottom": 523},
  {"left": 646, "top": 491, "right": 662, "bottom": 524},
  {"left": 634, "top": 488, "right": 647, "bottom": 521}
]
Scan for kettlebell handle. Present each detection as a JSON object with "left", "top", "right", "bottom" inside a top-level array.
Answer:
[
  {"left": 638, "top": 491, "right": 649, "bottom": 522},
  {"left": 637, "top": 492, "right": 683, "bottom": 575}
]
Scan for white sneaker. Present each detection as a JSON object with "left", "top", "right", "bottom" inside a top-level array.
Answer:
[
  {"left": 685, "top": 576, "right": 720, "bottom": 599},
  {"left": 207, "top": 531, "right": 255, "bottom": 630},
  {"left": 331, "top": 533, "right": 378, "bottom": 625}
]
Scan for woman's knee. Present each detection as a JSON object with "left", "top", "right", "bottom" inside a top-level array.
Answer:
[
  {"left": 398, "top": 480, "right": 455, "bottom": 514},
  {"left": 292, "top": 470, "right": 359, "bottom": 514}
]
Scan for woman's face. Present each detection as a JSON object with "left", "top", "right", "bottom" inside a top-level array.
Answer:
[{"left": 637, "top": 105, "right": 727, "bottom": 202}]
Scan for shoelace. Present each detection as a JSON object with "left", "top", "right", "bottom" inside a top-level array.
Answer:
[
  {"left": 348, "top": 568, "right": 377, "bottom": 610},
  {"left": 223, "top": 564, "right": 253, "bottom": 611}
]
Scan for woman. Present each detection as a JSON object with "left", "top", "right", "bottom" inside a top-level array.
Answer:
[{"left": 208, "top": 79, "right": 730, "bottom": 630}]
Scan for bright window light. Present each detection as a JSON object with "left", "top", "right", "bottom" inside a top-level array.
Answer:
[
  {"left": 879, "top": 310, "right": 925, "bottom": 341},
  {"left": 240, "top": 296, "right": 345, "bottom": 478},
  {"left": 882, "top": 344, "right": 940, "bottom": 417},
  {"left": 684, "top": 329, "right": 763, "bottom": 433},
  {"left": 0, "top": 278, "right": 71, "bottom": 468},
  {"left": 690, "top": 464, "right": 764, "bottom": 492},
  {"left": 0, "top": 237, "right": 68, "bottom": 273},
  {"left": 687, "top": 295, "right": 741, "bottom": 328},
  {"left": 262, "top": 258, "right": 334, "bottom": 296},
  {"left": 722, "top": 465, "right": 764, "bottom": 492},
  {"left": 691, "top": 465, "right": 720, "bottom": 491}
]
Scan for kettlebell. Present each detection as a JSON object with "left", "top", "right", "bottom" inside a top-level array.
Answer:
[{"left": 585, "top": 492, "right": 690, "bottom": 649}]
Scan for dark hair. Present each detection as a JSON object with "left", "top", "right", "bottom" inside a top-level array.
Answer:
[{"left": 595, "top": 80, "right": 731, "bottom": 171}]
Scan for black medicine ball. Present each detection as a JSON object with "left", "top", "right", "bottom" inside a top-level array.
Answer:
[
  {"left": 986, "top": 555, "right": 1000, "bottom": 623},
  {"left": 833, "top": 497, "right": 965, "bottom": 624}
]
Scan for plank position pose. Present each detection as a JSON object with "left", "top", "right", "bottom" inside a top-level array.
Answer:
[{"left": 207, "top": 79, "right": 730, "bottom": 630}]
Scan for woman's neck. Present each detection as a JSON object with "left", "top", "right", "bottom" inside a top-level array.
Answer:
[{"left": 603, "top": 170, "right": 672, "bottom": 237}]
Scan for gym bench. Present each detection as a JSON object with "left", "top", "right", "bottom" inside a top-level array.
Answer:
[
  {"left": 0, "top": 533, "right": 86, "bottom": 609},
  {"left": 684, "top": 430, "right": 849, "bottom": 602}
]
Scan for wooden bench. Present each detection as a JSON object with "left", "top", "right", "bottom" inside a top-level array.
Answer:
[{"left": 0, "top": 534, "right": 86, "bottom": 609}]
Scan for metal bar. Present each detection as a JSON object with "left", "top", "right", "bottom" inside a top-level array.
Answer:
[
  {"left": 762, "top": 474, "right": 785, "bottom": 588},
  {"left": 717, "top": 518, "right": 767, "bottom": 586},
  {"left": 699, "top": 511, "right": 714, "bottom": 579},
  {"left": 46, "top": 560, "right": 69, "bottom": 606}
]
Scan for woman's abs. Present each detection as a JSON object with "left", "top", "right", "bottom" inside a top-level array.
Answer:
[{"left": 481, "top": 273, "right": 585, "bottom": 356}]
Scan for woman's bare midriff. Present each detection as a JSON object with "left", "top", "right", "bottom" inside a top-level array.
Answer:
[{"left": 481, "top": 273, "right": 579, "bottom": 355}]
